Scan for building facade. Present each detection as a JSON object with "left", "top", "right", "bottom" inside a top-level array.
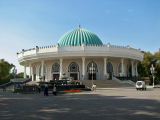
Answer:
[{"left": 17, "top": 24, "right": 144, "bottom": 81}]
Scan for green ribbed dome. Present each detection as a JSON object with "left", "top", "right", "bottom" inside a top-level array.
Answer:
[{"left": 58, "top": 28, "right": 103, "bottom": 46}]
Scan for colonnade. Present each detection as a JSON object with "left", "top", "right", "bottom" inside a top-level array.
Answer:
[{"left": 23, "top": 58, "right": 138, "bottom": 80}]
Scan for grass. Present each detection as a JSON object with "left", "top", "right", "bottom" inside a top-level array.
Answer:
[{"left": 11, "top": 91, "right": 34, "bottom": 94}]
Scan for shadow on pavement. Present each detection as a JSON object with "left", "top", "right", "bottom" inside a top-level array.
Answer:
[{"left": 0, "top": 91, "right": 160, "bottom": 120}]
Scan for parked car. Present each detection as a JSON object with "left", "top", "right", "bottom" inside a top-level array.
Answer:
[{"left": 136, "top": 81, "right": 146, "bottom": 90}]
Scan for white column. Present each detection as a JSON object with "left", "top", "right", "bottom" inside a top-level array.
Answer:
[
  {"left": 31, "top": 66, "right": 33, "bottom": 81},
  {"left": 82, "top": 57, "right": 85, "bottom": 80},
  {"left": 41, "top": 60, "right": 44, "bottom": 80},
  {"left": 50, "top": 72, "right": 52, "bottom": 80},
  {"left": 29, "top": 63, "right": 31, "bottom": 78},
  {"left": 136, "top": 62, "right": 138, "bottom": 76},
  {"left": 60, "top": 58, "right": 63, "bottom": 78},
  {"left": 132, "top": 61, "right": 134, "bottom": 76},
  {"left": 104, "top": 58, "right": 107, "bottom": 80},
  {"left": 121, "top": 59, "right": 124, "bottom": 76},
  {"left": 24, "top": 66, "right": 26, "bottom": 78}
]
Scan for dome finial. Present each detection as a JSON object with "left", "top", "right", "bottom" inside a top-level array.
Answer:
[{"left": 79, "top": 21, "right": 81, "bottom": 29}]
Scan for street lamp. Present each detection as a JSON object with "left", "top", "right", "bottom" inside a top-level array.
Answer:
[
  {"left": 12, "top": 66, "right": 17, "bottom": 91},
  {"left": 90, "top": 63, "right": 95, "bottom": 88},
  {"left": 150, "top": 64, "right": 155, "bottom": 88}
]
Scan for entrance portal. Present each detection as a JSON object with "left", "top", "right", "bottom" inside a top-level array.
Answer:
[
  {"left": 70, "top": 73, "right": 78, "bottom": 80},
  {"left": 88, "top": 73, "right": 96, "bottom": 80},
  {"left": 53, "top": 74, "right": 59, "bottom": 80}
]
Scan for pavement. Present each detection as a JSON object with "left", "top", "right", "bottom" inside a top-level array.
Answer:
[{"left": 0, "top": 87, "right": 160, "bottom": 120}]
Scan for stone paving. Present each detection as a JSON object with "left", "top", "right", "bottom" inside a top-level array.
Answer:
[{"left": 0, "top": 87, "right": 160, "bottom": 120}]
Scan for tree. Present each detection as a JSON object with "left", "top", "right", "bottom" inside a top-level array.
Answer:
[
  {"left": 16, "top": 72, "right": 29, "bottom": 78},
  {"left": 154, "top": 49, "right": 160, "bottom": 83},
  {"left": 0, "top": 59, "right": 15, "bottom": 85},
  {"left": 137, "top": 50, "right": 160, "bottom": 84},
  {"left": 137, "top": 51, "right": 154, "bottom": 77}
]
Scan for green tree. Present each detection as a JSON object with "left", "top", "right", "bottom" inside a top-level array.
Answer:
[
  {"left": 154, "top": 49, "right": 160, "bottom": 83},
  {"left": 138, "top": 51, "right": 153, "bottom": 77},
  {"left": 137, "top": 50, "right": 160, "bottom": 84},
  {"left": 16, "top": 72, "right": 29, "bottom": 78},
  {"left": 0, "top": 59, "right": 15, "bottom": 85}
]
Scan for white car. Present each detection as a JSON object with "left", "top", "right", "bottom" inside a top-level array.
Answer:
[{"left": 136, "top": 81, "right": 146, "bottom": 90}]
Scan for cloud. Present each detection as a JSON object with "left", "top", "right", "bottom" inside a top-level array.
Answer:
[{"left": 128, "top": 10, "right": 133, "bottom": 12}]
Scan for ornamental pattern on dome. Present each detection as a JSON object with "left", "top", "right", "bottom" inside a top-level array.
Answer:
[{"left": 58, "top": 28, "right": 103, "bottom": 46}]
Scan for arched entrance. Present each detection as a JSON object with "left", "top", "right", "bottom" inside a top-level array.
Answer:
[
  {"left": 68, "top": 61, "right": 79, "bottom": 80},
  {"left": 87, "top": 61, "right": 98, "bottom": 80},
  {"left": 107, "top": 62, "right": 113, "bottom": 80},
  {"left": 52, "top": 62, "right": 60, "bottom": 80}
]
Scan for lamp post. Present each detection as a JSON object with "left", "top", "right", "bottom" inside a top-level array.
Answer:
[
  {"left": 150, "top": 64, "right": 155, "bottom": 88},
  {"left": 12, "top": 66, "right": 17, "bottom": 91},
  {"left": 90, "top": 63, "right": 95, "bottom": 88}
]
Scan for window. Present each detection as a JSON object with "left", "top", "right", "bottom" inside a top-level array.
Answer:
[
  {"left": 68, "top": 62, "right": 79, "bottom": 72},
  {"left": 107, "top": 62, "right": 113, "bottom": 72},
  {"left": 52, "top": 62, "right": 60, "bottom": 72},
  {"left": 87, "top": 61, "right": 98, "bottom": 72}
]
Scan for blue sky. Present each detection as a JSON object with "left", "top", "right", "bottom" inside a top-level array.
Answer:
[{"left": 0, "top": 0, "right": 160, "bottom": 74}]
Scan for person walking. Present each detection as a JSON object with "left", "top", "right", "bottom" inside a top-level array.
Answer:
[
  {"left": 38, "top": 84, "right": 41, "bottom": 93},
  {"left": 53, "top": 84, "right": 57, "bottom": 96},
  {"left": 16, "top": 84, "right": 18, "bottom": 89},
  {"left": 3, "top": 84, "right": 6, "bottom": 92},
  {"left": 92, "top": 84, "right": 95, "bottom": 91},
  {"left": 44, "top": 84, "right": 48, "bottom": 96}
]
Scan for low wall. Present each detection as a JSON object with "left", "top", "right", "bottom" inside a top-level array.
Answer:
[
  {"left": 113, "top": 77, "right": 136, "bottom": 86},
  {"left": 114, "top": 76, "right": 151, "bottom": 85}
]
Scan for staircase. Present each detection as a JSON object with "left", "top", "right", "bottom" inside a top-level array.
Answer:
[
  {"left": 10, "top": 80, "right": 133, "bottom": 89},
  {"left": 25, "top": 81, "right": 37, "bottom": 85},
  {"left": 74, "top": 80, "right": 134, "bottom": 88},
  {"left": 1, "top": 78, "right": 32, "bottom": 90}
]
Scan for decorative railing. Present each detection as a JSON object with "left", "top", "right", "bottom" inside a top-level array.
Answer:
[
  {"left": 10, "top": 78, "right": 31, "bottom": 83},
  {"left": 17, "top": 44, "right": 144, "bottom": 60}
]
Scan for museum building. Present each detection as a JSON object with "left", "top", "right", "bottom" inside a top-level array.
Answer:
[{"left": 17, "top": 23, "right": 144, "bottom": 81}]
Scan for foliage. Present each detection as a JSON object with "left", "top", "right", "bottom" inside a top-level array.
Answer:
[
  {"left": 0, "top": 59, "right": 14, "bottom": 78},
  {"left": 12, "top": 91, "right": 34, "bottom": 94},
  {"left": 138, "top": 51, "right": 154, "bottom": 77},
  {"left": 0, "top": 59, "right": 29, "bottom": 85},
  {"left": 0, "top": 75, "right": 11, "bottom": 85},
  {"left": 0, "top": 59, "right": 15, "bottom": 85},
  {"left": 154, "top": 49, "right": 160, "bottom": 82},
  {"left": 16, "top": 72, "right": 29, "bottom": 78},
  {"left": 138, "top": 50, "right": 160, "bottom": 83}
]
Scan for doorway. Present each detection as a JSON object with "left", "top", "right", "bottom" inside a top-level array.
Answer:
[
  {"left": 53, "top": 74, "right": 59, "bottom": 80},
  {"left": 70, "top": 73, "right": 78, "bottom": 80},
  {"left": 88, "top": 73, "right": 96, "bottom": 80}
]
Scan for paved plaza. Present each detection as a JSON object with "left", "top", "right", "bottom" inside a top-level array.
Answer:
[{"left": 0, "top": 87, "right": 160, "bottom": 120}]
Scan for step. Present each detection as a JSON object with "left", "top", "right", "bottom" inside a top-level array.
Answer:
[{"left": 74, "top": 80, "right": 133, "bottom": 88}]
